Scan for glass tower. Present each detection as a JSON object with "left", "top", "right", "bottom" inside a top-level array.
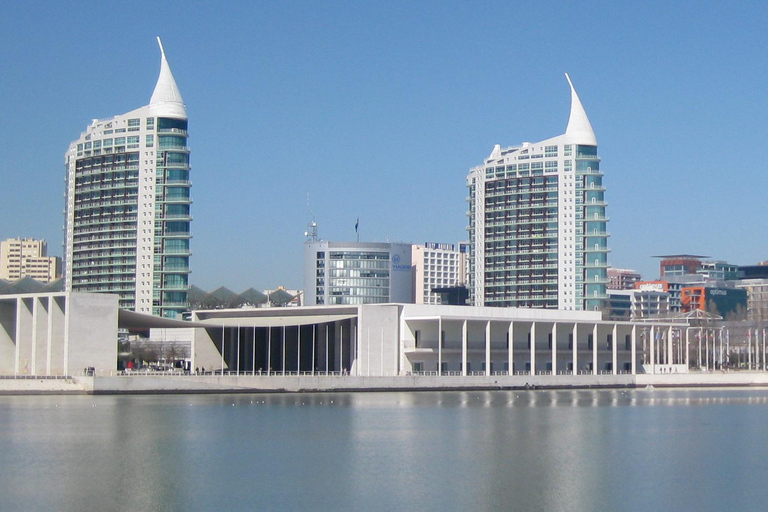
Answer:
[
  {"left": 467, "top": 74, "right": 608, "bottom": 311},
  {"left": 64, "top": 38, "right": 191, "bottom": 318}
]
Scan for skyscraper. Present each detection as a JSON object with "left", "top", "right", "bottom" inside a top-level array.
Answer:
[
  {"left": 467, "top": 74, "right": 608, "bottom": 311},
  {"left": 64, "top": 38, "right": 191, "bottom": 318}
]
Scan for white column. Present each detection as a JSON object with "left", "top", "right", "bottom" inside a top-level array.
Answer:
[
  {"left": 612, "top": 323, "right": 618, "bottom": 375},
  {"left": 282, "top": 325, "right": 286, "bottom": 376},
  {"left": 572, "top": 324, "right": 578, "bottom": 375},
  {"left": 508, "top": 322, "right": 514, "bottom": 375},
  {"left": 685, "top": 328, "right": 690, "bottom": 370},
  {"left": 63, "top": 296, "right": 70, "bottom": 376},
  {"left": 236, "top": 325, "right": 241, "bottom": 375},
  {"left": 551, "top": 323, "right": 557, "bottom": 375},
  {"left": 530, "top": 322, "right": 536, "bottom": 375},
  {"left": 485, "top": 321, "right": 491, "bottom": 376},
  {"left": 312, "top": 325, "right": 316, "bottom": 376},
  {"left": 461, "top": 320, "right": 468, "bottom": 376},
  {"left": 650, "top": 325, "right": 656, "bottom": 375},
  {"left": 631, "top": 325, "right": 637, "bottom": 375},
  {"left": 15, "top": 298, "right": 21, "bottom": 375},
  {"left": 31, "top": 298, "right": 38, "bottom": 375},
  {"left": 252, "top": 327, "right": 256, "bottom": 376},
  {"left": 221, "top": 326, "right": 225, "bottom": 374},
  {"left": 46, "top": 297, "right": 53, "bottom": 376},
  {"left": 339, "top": 323, "right": 343, "bottom": 375},
  {"left": 297, "top": 325, "right": 301, "bottom": 375},
  {"left": 591, "top": 324, "right": 597, "bottom": 375},
  {"left": 697, "top": 326, "right": 702, "bottom": 370},
  {"left": 438, "top": 317, "right": 443, "bottom": 376},
  {"left": 667, "top": 326, "right": 673, "bottom": 366},
  {"left": 267, "top": 327, "right": 272, "bottom": 376}
]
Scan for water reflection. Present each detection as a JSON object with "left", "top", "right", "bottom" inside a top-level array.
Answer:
[{"left": 1, "top": 388, "right": 768, "bottom": 511}]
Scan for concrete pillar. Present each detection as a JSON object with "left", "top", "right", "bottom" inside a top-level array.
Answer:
[
  {"left": 572, "top": 324, "right": 578, "bottom": 375},
  {"left": 461, "top": 320, "right": 467, "bottom": 376},
  {"left": 631, "top": 324, "right": 637, "bottom": 375},
  {"left": 551, "top": 323, "right": 557, "bottom": 375},
  {"left": 592, "top": 324, "right": 597, "bottom": 375},
  {"left": 650, "top": 325, "right": 656, "bottom": 375},
  {"left": 438, "top": 317, "right": 442, "bottom": 375},
  {"left": 612, "top": 323, "right": 618, "bottom": 375},
  {"left": 667, "top": 325, "right": 673, "bottom": 366},
  {"left": 508, "top": 321, "right": 514, "bottom": 375},
  {"left": 485, "top": 321, "right": 491, "bottom": 376},
  {"left": 530, "top": 322, "right": 536, "bottom": 375}
]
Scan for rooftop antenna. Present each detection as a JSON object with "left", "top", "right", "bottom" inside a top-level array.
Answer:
[{"left": 304, "top": 193, "right": 318, "bottom": 242}]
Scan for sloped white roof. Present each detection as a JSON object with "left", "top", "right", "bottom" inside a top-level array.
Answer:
[
  {"left": 564, "top": 73, "right": 596, "bottom": 145},
  {"left": 149, "top": 37, "right": 186, "bottom": 119}
]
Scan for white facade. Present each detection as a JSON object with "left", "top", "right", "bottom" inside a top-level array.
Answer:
[
  {"left": 412, "top": 242, "right": 464, "bottom": 304},
  {"left": 304, "top": 241, "right": 414, "bottom": 306},
  {"left": 64, "top": 39, "right": 191, "bottom": 318},
  {"left": 467, "top": 74, "right": 608, "bottom": 311},
  {"left": 0, "top": 238, "right": 59, "bottom": 282},
  {"left": 0, "top": 292, "right": 118, "bottom": 375}
]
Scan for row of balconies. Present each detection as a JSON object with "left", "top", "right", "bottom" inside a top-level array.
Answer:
[{"left": 74, "top": 181, "right": 139, "bottom": 194}]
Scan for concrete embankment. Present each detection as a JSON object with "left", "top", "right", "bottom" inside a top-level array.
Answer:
[
  {"left": 0, "top": 377, "right": 93, "bottom": 394},
  {"left": 3, "top": 372, "right": 768, "bottom": 395}
]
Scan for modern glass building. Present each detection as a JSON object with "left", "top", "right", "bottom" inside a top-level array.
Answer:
[
  {"left": 467, "top": 74, "right": 608, "bottom": 311},
  {"left": 303, "top": 241, "right": 414, "bottom": 306},
  {"left": 64, "top": 38, "right": 191, "bottom": 318}
]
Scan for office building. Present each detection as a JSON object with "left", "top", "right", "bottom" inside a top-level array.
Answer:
[
  {"left": 656, "top": 254, "right": 707, "bottom": 277},
  {"left": 304, "top": 241, "right": 413, "bottom": 306},
  {"left": 0, "top": 238, "right": 60, "bottom": 283},
  {"left": 467, "top": 74, "right": 607, "bottom": 311},
  {"left": 64, "top": 38, "right": 191, "bottom": 318}
]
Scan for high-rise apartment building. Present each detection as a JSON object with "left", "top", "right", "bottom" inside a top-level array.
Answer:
[
  {"left": 0, "top": 238, "right": 60, "bottom": 283},
  {"left": 467, "top": 74, "right": 608, "bottom": 311},
  {"left": 64, "top": 39, "right": 191, "bottom": 318}
]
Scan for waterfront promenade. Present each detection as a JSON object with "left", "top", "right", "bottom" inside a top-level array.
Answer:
[{"left": 2, "top": 371, "right": 768, "bottom": 395}]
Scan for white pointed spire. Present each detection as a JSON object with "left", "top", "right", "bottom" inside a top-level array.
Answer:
[
  {"left": 564, "top": 73, "right": 596, "bottom": 145},
  {"left": 149, "top": 37, "right": 186, "bottom": 118}
]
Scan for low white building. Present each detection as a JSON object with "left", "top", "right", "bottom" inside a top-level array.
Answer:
[{"left": 190, "top": 304, "right": 686, "bottom": 377}]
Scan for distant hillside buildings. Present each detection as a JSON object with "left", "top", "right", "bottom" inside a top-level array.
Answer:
[{"left": 64, "top": 39, "right": 191, "bottom": 318}]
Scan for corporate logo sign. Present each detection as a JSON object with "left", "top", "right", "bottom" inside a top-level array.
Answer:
[{"left": 392, "top": 253, "right": 411, "bottom": 271}]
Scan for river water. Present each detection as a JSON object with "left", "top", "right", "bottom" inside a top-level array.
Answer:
[{"left": 0, "top": 388, "right": 766, "bottom": 511}]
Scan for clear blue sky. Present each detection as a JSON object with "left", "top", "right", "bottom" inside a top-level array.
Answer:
[{"left": 2, "top": 1, "right": 767, "bottom": 291}]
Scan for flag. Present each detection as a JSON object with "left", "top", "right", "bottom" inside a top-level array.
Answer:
[{"left": 355, "top": 217, "right": 359, "bottom": 233}]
